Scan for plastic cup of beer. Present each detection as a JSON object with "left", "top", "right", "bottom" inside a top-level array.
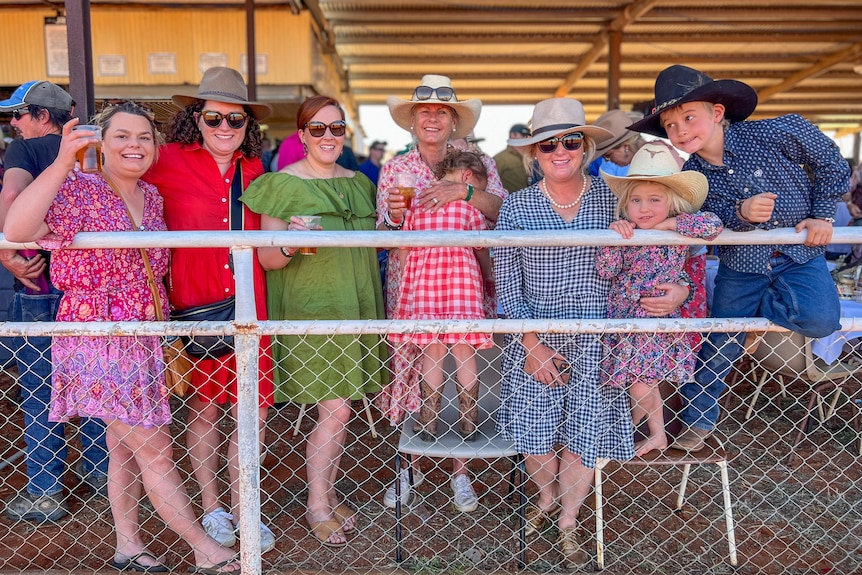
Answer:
[
  {"left": 73, "top": 125, "right": 102, "bottom": 174},
  {"left": 395, "top": 173, "right": 417, "bottom": 209},
  {"left": 297, "top": 215, "right": 322, "bottom": 255}
]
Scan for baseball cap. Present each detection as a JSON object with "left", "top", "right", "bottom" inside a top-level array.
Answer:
[
  {"left": 509, "top": 123, "right": 530, "bottom": 136},
  {"left": 369, "top": 140, "right": 387, "bottom": 150},
  {"left": 0, "top": 81, "right": 74, "bottom": 113}
]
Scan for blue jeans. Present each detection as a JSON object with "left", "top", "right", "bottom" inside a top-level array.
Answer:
[
  {"left": 681, "top": 254, "right": 841, "bottom": 431},
  {"left": 9, "top": 289, "right": 108, "bottom": 496}
]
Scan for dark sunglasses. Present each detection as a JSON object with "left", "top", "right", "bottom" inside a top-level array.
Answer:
[
  {"left": 304, "top": 120, "right": 346, "bottom": 138},
  {"left": 200, "top": 110, "right": 248, "bottom": 129},
  {"left": 413, "top": 85, "right": 456, "bottom": 102},
  {"left": 11, "top": 109, "right": 31, "bottom": 120},
  {"left": 537, "top": 133, "right": 584, "bottom": 154}
]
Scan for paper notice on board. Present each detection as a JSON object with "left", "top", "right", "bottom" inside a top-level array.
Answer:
[{"left": 44, "top": 23, "right": 69, "bottom": 77}]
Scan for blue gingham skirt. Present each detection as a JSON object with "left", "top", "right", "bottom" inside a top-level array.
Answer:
[{"left": 496, "top": 332, "right": 635, "bottom": 468}]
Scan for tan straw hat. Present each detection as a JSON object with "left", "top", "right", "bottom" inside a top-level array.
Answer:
[
  {"left": 603, "top": 141, "right": 708, "bottom": 210},
  {"left": 593, "top": 109, "right": 638, "bottom": 155},
  {"left": 386, "top": 74, "right": 481, "bottom": 139},
  {"left": 509, "top": 98, "right": 613, "bottom": 147},
  {"left": 173, "top": 66, "right": 271, "bottom": 120}
]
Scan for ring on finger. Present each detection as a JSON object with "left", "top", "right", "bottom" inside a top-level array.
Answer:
[{"left": 433, "top": 198, "right": 439, "bottom": 205}]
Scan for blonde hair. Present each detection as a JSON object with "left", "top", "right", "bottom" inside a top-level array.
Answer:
[{"left": 616, "top": 180, "right": 696, "bottom": 220}]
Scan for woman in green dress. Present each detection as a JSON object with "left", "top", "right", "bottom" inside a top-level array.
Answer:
[{"left": 241, "top": 95, "right": 388, "bottom": 548}]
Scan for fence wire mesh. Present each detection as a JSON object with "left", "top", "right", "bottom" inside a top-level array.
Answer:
[{"left": 0, "top": 232, "right": 858, "bottom": 575}]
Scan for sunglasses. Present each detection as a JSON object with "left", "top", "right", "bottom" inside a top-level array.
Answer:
[
  {"left": 304, "top": 120, "right": 347, "bottom": 138},
  {"left": 413, "top": 85, "right": 456, "bottom": 102},
  {"left": 11, "top": 109, "right": 31, "bottom": 120},
  {"left": 537, "top": 133, "right": 584, "bottom": 154},
  {"left": 200, "top": 110, "right": 249, "bottom": 129}
]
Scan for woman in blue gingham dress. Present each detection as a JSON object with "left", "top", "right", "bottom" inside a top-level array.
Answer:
[{"left": 493, "top": 98, "right": 691, "bottom": 568}]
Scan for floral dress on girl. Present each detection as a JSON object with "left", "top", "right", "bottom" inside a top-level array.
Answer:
[{"left": 597, "top": 211, "right": 722, "bottom": 389}]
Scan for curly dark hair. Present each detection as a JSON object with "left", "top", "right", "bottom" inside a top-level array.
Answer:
[{"left": 164, "top": 99, "right": 263, "bottom": 159}]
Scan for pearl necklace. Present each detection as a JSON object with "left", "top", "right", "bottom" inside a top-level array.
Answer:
[{"left": 541, "top": 176, "right": 588, "bottom": 210}]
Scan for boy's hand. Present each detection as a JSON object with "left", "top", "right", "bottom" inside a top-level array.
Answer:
[
  {"left": 795, "top": 218, "right": 833, "bottom": 247},
  {"left": 609, "top": 219, "right": 634, "bottom": 238},
  {"left": 740, "top": 193, "right": 777, "bottom": 223}
]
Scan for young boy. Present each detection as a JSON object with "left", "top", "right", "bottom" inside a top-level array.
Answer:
[{"left": 630, "top": 64, "right": 850, "bottom": 452}]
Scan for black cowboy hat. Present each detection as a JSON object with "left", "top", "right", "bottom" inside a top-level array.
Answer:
[{"left": 630, "top": 65, "right": 757, "bottom": 138}]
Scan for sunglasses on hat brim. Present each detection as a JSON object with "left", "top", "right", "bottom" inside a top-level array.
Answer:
[{"left": 412, "top": 86, "right": 456, "bottom": 102}]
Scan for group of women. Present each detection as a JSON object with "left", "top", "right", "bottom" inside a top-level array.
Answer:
[{"left": 2, "top": 67, "right": 693, "bottom": 570}]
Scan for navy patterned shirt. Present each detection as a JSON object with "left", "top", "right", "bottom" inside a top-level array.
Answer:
[{"left": 684, "top": 114, "right": 849, "bottom": 274}]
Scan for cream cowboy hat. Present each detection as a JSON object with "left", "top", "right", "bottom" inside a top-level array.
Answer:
[
  {"left": 603, "top": 141, "right": 708, "bottom": 210},
  {"left": 386, "top": 74, "right": 481, "bottom": 140},
  {"left": 508, "top": 98, "right": 613, "bottom": 147},
  {"left": 173, "top": 66, "right": 272, "bottom": 120},
  {"left": 593, "top": 109, "right": 638, "bottom": 155}
]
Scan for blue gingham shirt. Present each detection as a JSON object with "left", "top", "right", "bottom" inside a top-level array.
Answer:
[{"left": 684, "top": 114, "right": 850, "bottom": 274}]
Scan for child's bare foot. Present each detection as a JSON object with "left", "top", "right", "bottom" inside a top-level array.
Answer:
[{"left": 634, "top": 434, "right": 668, "bottom": 457}]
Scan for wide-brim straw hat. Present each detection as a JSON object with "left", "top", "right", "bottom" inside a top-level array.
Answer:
[
  {"left": 508, "top": 98, "right": 613, "bottom": 147},
  {"left": 386, "top": 74, "right": 481, "bottom": 139},
  {"left": 173, "top": 66, "right": 272, "bottom": 120},
  {"left": 603, "top": 141, "right": 708, "bottom": 210},
  {"left": 594, "top": 109, "right": 638, "bottom": 155},
  {"left": 630, "top": 65, "right": 757, "bottom": 138}
]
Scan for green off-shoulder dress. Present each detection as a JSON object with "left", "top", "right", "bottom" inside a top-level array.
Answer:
[{"left": 241, "top": 173, "right": 388, "bottom": 404}]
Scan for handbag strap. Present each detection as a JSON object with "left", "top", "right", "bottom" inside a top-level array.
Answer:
[
  {"left": 103, "top": 174, "right": 165, "bottom": 322},
  {"left": 230, "top": 160, "right": 244, "bottom": 231}
]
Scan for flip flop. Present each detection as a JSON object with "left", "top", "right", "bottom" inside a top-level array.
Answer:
[
  {"left": 308, "top": 519, "right": 348, "bottom": 548},
  {"left": 332, "top": 503, "right": 356, "bottom": 534},
  {"left": 188, "top": 556, "right": 241, "bottom": 575},
  {"left": 110, "top": 552, "right": 169, "bottom": 573}
]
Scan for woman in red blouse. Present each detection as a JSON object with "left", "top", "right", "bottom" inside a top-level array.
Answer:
[{"left": 144, "top": 67, "right": 276, "bottom": 554}]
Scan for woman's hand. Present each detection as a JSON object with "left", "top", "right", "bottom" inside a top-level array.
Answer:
[
  {"left": 57, "top": 118, "right": 96, "bottom": 174},
  {"left": 414, "top": 179, "right": 470, "bottom": 212},
  {"left": 385, "top": 187, "right": 407, "bottom": 223},
  {"left": 609, "top": 219, "right": 634, "bottom": 238},
  {"left": 639, "top": 282, "right": 689, "bottom": 317},
  {"left": 523, "top": 339, "right": 570, "bottom": 387}
]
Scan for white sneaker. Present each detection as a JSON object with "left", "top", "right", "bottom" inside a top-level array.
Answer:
[
  {"left": 258, "top": 521, "right": 276, "bottom": 554},
  {"left": 202, "top": 507, "right": 237, "bottom": 547},
  {"left": 451, "top": 474, "right": 479, "bottom": 513},
  {"left": 383, "top": 467, "right": 425, "bottom": 508}
]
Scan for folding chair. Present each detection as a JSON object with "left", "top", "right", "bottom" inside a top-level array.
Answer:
[
  {"left": 392, "top": 345, "right": 526, "bottom": 567},
  {"left": 293, "top": 396, "right": 378, "bottom": 439}
]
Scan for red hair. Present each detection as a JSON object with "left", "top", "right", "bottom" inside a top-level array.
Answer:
[{"left": 296, "top": 96, "right": 344, "bottom": 130}]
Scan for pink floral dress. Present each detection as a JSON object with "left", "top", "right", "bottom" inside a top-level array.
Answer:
[
  {"left": 596, "top": 212, "right": 722, "bottom": 388},
  {"left": 40, "top": 174, "right": 172, "bottom": 428}
]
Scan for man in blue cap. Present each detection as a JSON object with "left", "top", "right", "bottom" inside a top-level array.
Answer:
[{"left": 0, "top": 81, "right": 108, "bottom": 522}]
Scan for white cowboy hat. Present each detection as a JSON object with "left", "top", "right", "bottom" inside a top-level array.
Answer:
[
  {"left": 603, "top": 141, "right": 708, "bottom": 210},
  {"left": 508, "top": 98, "right": 613, "bottom": 147},
  {"left": 386, "top": 74, "right": 482, "bottom": 140}
]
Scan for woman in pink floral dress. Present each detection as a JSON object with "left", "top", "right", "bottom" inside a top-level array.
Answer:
[
  {"left": 5, "top": 102, "right": 240, "bottom": 574},
  {"left": 597, "top": 142, "right": 723, "bottom": 457}
]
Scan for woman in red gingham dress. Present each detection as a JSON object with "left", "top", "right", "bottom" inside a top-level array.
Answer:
[{"left": 388, "top": 150, "right": 493, "bottom": 512}]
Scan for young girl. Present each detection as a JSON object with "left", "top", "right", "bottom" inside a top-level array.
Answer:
[
  {"left": 596, "top": 142, "right": 723, "bottom": 457},
  {"left": 387, "top": 149, "right": 493, "bottom": 512}
]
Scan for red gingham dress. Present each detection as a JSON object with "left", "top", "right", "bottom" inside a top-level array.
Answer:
[{"left": 389, "top": 199, "right": 493, "bottom": 348}]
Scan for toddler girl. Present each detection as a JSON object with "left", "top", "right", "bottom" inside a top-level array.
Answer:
[
  {"left": 596, "top": 142, "right": 723, "bottom": 457},
  {"left": 387, "top": 149, "right": 493, "bottom": 511}
]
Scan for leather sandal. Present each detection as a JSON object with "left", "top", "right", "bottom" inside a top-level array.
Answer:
[
  {"left": 308, "top": 519, "right": 347, "bottom": 548},
  {"left": 557, "top": 527, "right": 589, "bottom": 569},
  {"left": 524, "top": 504, "right": 561, "bottom": 537},
  {"left": 332, "top": 503, "right": 355, "bottom": 534}
]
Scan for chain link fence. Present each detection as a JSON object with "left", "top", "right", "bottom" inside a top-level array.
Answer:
[{"left": 0, "top": 230, "right": 859, "bottom": 574}]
